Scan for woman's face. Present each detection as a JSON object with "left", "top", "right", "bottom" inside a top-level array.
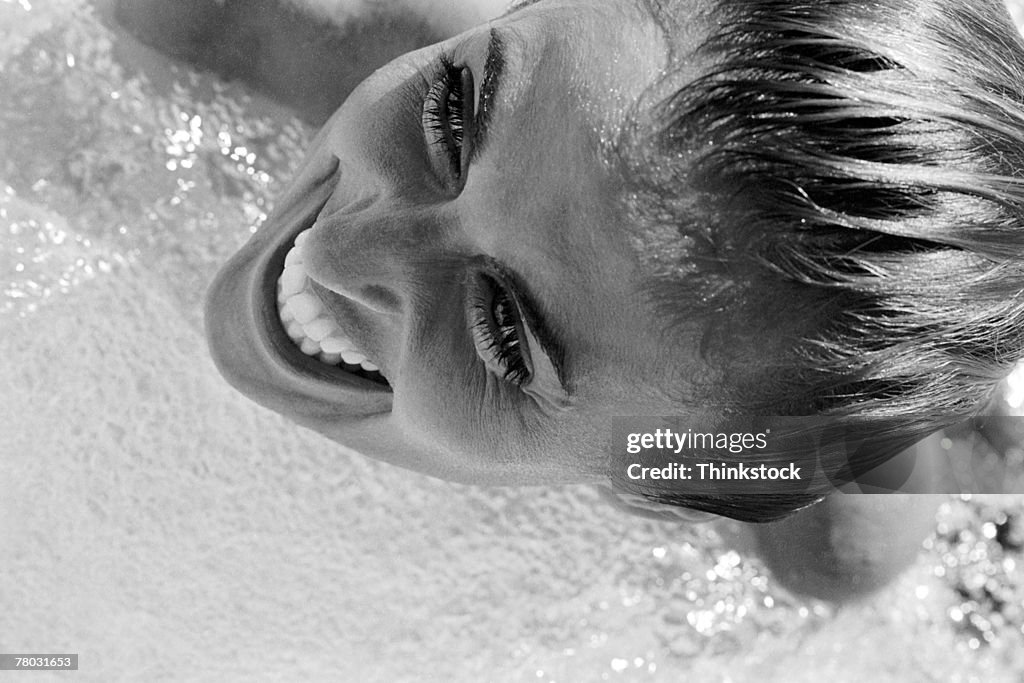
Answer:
[{"left": 206, "top": 0, "right": 720, "bottom": 485}]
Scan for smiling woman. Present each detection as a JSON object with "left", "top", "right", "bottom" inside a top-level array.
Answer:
[
  {"left": 207, "top": 0, "right": 680, "bottom": 488},
  {"left": 205, "top": 0, "right": 1024, "bottom": 522}
]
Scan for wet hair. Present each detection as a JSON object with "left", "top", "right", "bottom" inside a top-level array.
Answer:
[{"left": 613, "top": 0, "right": 1024, "bottom": 521}]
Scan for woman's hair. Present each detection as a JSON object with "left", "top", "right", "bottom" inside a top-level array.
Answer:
[{"left": 612, "top": 0, "right": 1024, "bottom": 521}]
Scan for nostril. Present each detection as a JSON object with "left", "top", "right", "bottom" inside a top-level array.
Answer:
[
  {"left": 300, "top": 198, "right": 415, "bottom": 314},
  {"left": 360, "top": 284, "right": 402, "bottom": 313}
]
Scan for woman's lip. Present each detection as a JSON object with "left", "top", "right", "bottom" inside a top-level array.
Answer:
[
  {"left": 205, "top": 160, "right": 393, "bottom": 418},
  {"left": 260, "top": 227, "right": 392, "bottom": 392}
]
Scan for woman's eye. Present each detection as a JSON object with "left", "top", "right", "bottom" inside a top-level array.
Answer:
[
  {"left": 468, "top": 274, "right": 532, "bottom": 386},
  {"left": 422, "top": 55, "right": 475, "bottom": 185}
]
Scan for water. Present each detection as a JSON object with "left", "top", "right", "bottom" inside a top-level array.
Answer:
[{"left": 2, "top": 1, "right": 1023, "bottom": 680}]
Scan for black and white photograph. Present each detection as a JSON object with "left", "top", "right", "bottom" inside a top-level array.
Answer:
[{"left": 4, "top": 0, "right": 1024, "bottom": 680}]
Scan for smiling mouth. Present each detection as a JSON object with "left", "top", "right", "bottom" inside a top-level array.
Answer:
[{"left": 274, "top": 228, "right": 391, "bottom": 387}]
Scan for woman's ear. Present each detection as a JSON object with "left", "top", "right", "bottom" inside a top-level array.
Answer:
[{"left": 751, "top": 493, "right": 943, "bottom": 601}]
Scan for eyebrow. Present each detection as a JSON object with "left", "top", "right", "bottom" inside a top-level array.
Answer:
[
  {"left": 464, "top": 31, "right": 571, "bottom": 390},
  {"left": 488, "top": 258, "right": 572, "bottom": 392},
  {"left": 468, "top": 28, "right": 507, "bottom": 164}
]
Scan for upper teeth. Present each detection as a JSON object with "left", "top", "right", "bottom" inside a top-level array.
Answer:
[{"left": 276, "top": 229, "right": 380, "bottom": 373}]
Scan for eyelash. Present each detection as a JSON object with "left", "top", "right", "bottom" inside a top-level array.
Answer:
[
  {"left": 423, "top": 53, "right": 471, "bottom": 181},
  {"left": 425, "top": 58, "right": 529, "bottom": 387},
  {"left": 468, "top": 274, "right": 532, "bottom": 387}
]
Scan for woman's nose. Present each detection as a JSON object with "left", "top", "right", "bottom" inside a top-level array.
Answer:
[{"left": 300, "top": 203, "right": 448, "bottom": 314}]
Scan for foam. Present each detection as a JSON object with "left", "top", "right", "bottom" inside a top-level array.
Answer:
[{"left": 280, "top": 0, "right": 510, "bottom": 35}]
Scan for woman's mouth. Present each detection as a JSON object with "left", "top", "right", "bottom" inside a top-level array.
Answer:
[
  {"left": 206, "top": 154, "right": 393, "bottom": 421},
  {"left": 275, "top": 228, "right": 390, "bottom": 386}
]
